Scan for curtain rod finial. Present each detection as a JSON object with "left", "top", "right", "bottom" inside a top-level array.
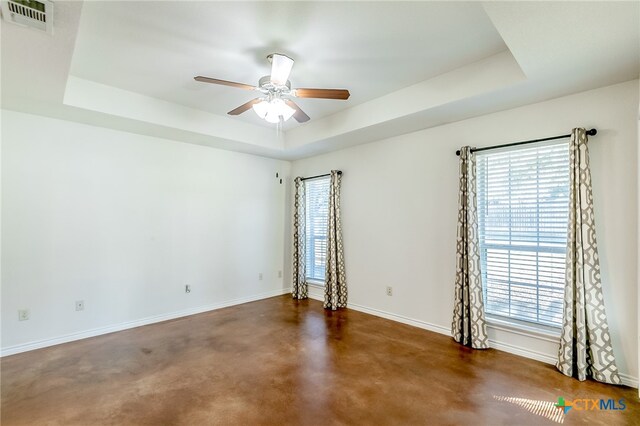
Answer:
[{"left": 587, "top": 128, "right": 597, "bottom": 136}]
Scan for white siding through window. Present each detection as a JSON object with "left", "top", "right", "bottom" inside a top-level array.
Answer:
[
  {"left": 476, "top": 142, "right": 569, "bottom": 328},
  {"left": 305, "top": 177, "right": 330, "bottom": 282}
]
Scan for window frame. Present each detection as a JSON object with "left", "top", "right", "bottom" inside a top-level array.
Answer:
[
  {"left": 304, "top": 176, "right": 331, "bottom": 286},
  {"left": 475, "top": 141, "right": 569, "bottom": 331}
]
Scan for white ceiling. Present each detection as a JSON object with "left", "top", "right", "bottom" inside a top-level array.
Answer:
[
  {"left": 1, "top": 1, "right": 639, "bottom": 159},
  {"left": 483, "top": 2, "right": 639, "bottom": 87},
  {"left": 69, "top": 1, "right": 507, "bottom": 129}
]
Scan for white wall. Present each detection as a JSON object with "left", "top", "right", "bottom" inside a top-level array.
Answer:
[
  {"left": 3, "top": 81, "right": 638, "bottom": 387},
  {"left": 1, "top": 110, "right": 290, "bottom": 354},
  {"left": 291, "top": 80, "right": 639, "bottom": 386}
]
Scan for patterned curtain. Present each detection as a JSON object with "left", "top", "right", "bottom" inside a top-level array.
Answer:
[
  {"left": 451, "top": 146, "right": 489, "bottom": 349},
  {"left": 292, "top": 177, "right": 308, "bottom": 299},
  {"left": 324, "top": 171, "right": 347, "bottom": 310},
  {"left": 556, "top": 128, "right": 621, "bottom": 384}
]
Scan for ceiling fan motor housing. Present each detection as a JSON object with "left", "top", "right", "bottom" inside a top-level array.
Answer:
[{"left": 258, "top": 76, "right": 291, "bottom": 94}]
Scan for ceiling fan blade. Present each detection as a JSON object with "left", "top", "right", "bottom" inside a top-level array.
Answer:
[
  {"left": 269, "top": 53, "right": 294, "bottom": 86},
  {"left": 194, "top": 76, "right": 257, "bottom": 91},
  {"left": 293, "top": 88, "right": 350, "bottom": 100},
  {"left": 228, "top": 98, "right": 263, "bottom": 116},
  {"left": 284, "top": 100, "right": 310, "bottom": 123}
]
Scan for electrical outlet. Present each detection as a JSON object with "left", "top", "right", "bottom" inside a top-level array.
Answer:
[
  {"left": 18, "top": 309, "right": 30, "bottom": 321},
  {"left": 75, "top": 300, "right": 84, "bottom": 311},
  {"left": 259, "top": 273, "right": 263, "bottom": 281},
  {"left": 185, "top": 284, "right": 191, "bottom": 293},
  {"left": 386, "top": 286, "right": 393, "bottom": 296},
  {"left": 278, "top": 270, "right": 282, "bottom": 278}
]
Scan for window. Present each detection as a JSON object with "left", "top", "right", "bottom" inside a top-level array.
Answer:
[
  {"left": 305, "top": 177, "right": 330, "bottom": 282},
  {"left": 476, "top": 142, "right": 569, "bottom": 328}
]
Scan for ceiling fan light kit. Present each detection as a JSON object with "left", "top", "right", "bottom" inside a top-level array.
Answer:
[
  {"left": 253, "top": 97, "right": 296, "bottom": 123},
  {"left": 194, "top": 53, "right": 350, "bottom": 124}
]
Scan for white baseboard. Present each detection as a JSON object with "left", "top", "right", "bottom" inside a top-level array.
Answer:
[
  {"left": 308, "top": 287, "right": 325, "bottom": 302},
  {"left": 5, "top": 289, "right": 637, "bottom": 389},
  {"left": 339, "top": 299, "right": 639, "bottom": 389},
  {"left": 346, "top": 301, "right": 451, "bottom": 335},
  {"left": 619, "top": 373, "right": 639, "bottom": 389},
  {"left": 488, "top": 339, "right": 556, "bottom": 365},
  {"left": 1, "top": 288, "right": 291, "bottom": 357},
  {"left": 488, "top": 339, "right": 638, "bottom": 388}
]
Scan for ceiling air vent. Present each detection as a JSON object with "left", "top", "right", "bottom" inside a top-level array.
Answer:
[{"left": 1, "top": 0, "right": 53, "bottom": 34}]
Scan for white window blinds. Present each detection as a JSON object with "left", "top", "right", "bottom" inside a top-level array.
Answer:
[
  {"left": 476, "top": 142, "right": 569, "bottom": 328},
  {"left": 305, "top": 177, "right": 330, "bottom": 282}
]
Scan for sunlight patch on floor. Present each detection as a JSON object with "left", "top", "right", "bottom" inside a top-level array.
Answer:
[{"left": 493, "top": 395, "right": 565, "bottom": 424}]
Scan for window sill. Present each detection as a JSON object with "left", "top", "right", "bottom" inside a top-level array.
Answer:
[
  {"left": 486, "top": 315, "right": 561, "bottom": 343},
  {"left": 306, "top": 279, "right": 325, "bottom": 288}
]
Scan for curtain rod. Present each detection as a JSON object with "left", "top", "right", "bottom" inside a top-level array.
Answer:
[
  {"left": 300, "top": 171, "right": 342, "bottom": 181},
  {"left": 455, "top": 128, "right": 597, "bottom": 156}
]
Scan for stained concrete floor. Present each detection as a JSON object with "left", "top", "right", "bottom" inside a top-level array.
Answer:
[{"left": 2, "top": 295, "right": 638, "bottom": 425}]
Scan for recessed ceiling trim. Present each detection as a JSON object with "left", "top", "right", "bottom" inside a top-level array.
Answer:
[
  {"left": 285, "top": 51, "right": 526, "bottom": 150},
  {"left": 63, "top": 76, "right": 283, "bottom": 151}
]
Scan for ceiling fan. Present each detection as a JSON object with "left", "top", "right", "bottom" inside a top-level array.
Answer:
[{"left": 194, "top": 53, "right": 350, "bottom": 124}]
